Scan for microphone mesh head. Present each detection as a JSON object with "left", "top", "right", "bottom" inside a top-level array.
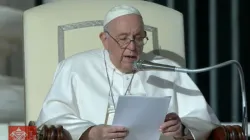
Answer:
[
  {"left": 132, "top": 60, "right": 138, "bottom": 70},
  {"left": 132, "top": 59, "right": 144, "bottom": 71}
]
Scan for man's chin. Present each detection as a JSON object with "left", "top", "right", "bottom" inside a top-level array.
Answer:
[{"left": 121, "top": 64, "right": 135, "bottom": 73}]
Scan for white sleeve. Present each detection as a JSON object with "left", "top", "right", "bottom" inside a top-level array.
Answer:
[
  {"left": 153, "top": 57, "right": 221, "bottom": 140},
  {"left": 173, "top": 62, "right": 221, "bottom": 139},
  {"left": 36, "top": 60, "right": 95, "bottom": 140}
]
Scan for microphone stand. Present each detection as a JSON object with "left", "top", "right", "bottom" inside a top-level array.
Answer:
[{"left": 135, "top": 60, "right": 248, "bottom": 139}]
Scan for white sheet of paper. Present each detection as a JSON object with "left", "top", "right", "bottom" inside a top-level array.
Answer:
[{"left": 112, "top": 96, "right": 171, "bottom": 140}]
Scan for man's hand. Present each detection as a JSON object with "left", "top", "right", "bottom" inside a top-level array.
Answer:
[
  {"left": 159, "top": 113, "right": 183, "bottom": 137},
  {"left": 89, "top": 124, "right": 129, "bottom": 140}
]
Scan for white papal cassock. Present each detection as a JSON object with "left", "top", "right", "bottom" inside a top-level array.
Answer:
[{"left": 36, "top": 48, "right": 220, "bottom": 140}]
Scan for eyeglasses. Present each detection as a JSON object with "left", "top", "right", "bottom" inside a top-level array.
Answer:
[{"left": 105, "top": 31, "right": 149, "bottom": 49}]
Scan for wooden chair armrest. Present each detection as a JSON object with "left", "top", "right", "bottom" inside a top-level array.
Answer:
[
  {"left": 208, "top": 125, "right": 246, "bottom": 140},
  {"left": 29, "top": 121, "right": 246, "bottom": 140},
  {"left": 29, "top": 121, "right": 72, "bottom": 140}
]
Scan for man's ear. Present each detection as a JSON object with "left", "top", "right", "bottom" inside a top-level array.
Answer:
[
  {"left": 99, "top": 32, "right": 106, "bottom": 40},
  {"left": 99, "top": 32, "right": 108, "bottom": 50}
]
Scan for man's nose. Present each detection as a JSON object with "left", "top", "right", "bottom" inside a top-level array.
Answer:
[{"left": 127, "top": 40, "right": 136, "bottom": 50}]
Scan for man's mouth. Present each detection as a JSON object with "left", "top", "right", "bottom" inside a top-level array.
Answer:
[
  {"left": 124, "top": 55, "right": 138, "bottom": 61},
  {"left": 124, "top": 55, "right": 137, "bottom": 59}
]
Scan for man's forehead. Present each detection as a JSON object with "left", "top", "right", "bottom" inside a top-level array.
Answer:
[{"left": 108, "top": 16, "right": 144, "bottom": 34}]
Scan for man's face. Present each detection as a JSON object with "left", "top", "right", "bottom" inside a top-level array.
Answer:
[{"left": 100, "top": 14, "right": 147, "bottom": 73}]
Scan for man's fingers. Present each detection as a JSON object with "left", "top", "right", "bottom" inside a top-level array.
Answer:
[
  {"left": 109, "top": 132, "right": 128, "bottom": 138},
  {"left": 162, "top": 123, "right": 181, "bottom": 133},
  {"left": 108, "top": 126, "right": 128, "bottom": 133},
  {"left": 159, "top": 119, "right": 178, "bottom": 130},
  {"left": 113, "top": 138, "right": 124, "bottom": 140},
  {"left": 162, "top": 131, "right": 178, "bottom": 137},
  {"left": 165, "top": 113, "right": 179, "bottom": 121}
]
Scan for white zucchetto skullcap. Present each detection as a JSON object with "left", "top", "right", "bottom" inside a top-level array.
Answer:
[{"left": 103, "top": 4, "right": 141, "bottom": 26}]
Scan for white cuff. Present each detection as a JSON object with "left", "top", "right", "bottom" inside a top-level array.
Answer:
[{"left": 180, "top": 117, "right": 220, "bottom": 140}]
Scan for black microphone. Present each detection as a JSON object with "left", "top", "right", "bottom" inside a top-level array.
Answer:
[{"left": 133, "top": 59, "right": 248, "bottom": 138}]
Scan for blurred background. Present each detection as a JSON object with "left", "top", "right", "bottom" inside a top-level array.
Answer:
[
  {"left": 148, "top": 0, "right": 250, "bottom": 123},
  {"left": 0, "top": 0, "right": 249, "bottom": 138}
]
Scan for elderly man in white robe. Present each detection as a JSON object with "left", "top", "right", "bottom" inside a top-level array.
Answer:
[{"left": 36, "top": 4, "right": 220, "bottom": 140}]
